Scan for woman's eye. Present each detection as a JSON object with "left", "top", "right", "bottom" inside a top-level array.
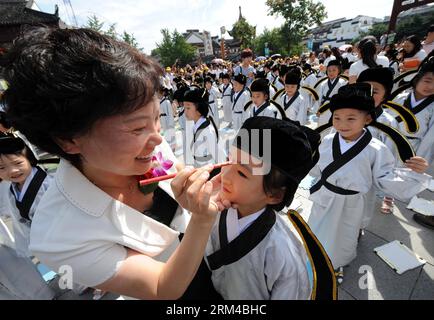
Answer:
[{"left": 237, "top": 170, "right": 247, "bottom": 178}]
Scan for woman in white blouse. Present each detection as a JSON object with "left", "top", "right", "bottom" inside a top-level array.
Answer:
[
  {"left": 1, "top": 27, "right": 232, "bottom": 300},
  {"left": 400, "top": 35, "right": 427, "bottom": 71},
  {"left": 349, "top": 36, "right": 390, "bottom": 83}
]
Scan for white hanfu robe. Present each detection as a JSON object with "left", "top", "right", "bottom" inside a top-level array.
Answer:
[
  {"left": 232, "top": 89, "right": 251, "bottom": 132},
  {"left": 208, "top": 86, "right": 221, "bottom": 128},
  {"left": 316, "top": 78, "right": 348, "bottom": 126},
  {"left": 220, "top": 83, "right": 233, "bottom": 123},
  {"left": 307, "top": 130, "right": 430, "bottom": 269},
  {"left": 276, "top": 92, "right": 309, "bottom": 125},
  {"left": 392, "top": 91, "right": 434, "bottom": 160},
  {"left": 188, "top": 117, "right": 225, "bottom": 167},
  {"left": 205, "top": 207, "right": 311, "bottom": 300},
  {"left": 159, "top": 97, "right": 175, "bottom": 146},
  {"left": 302, "top": 72, "right": 317, "bottom": 89},
  {"left": 5, "top": 167, "right": 52, "bottom": 258},
  {"left": 246, "top": 101, "right": 283, "bottom": 120}
]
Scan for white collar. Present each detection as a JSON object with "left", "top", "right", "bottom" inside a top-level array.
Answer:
[
  {"left": 193, "top": 116, "right": 207, "bottom": 134},
  {"left": 338, "top": 129, "right": 367, "bottom": 153},
  {"left": 411, "top": 92, "right": 427, "bottom": 108},
  {"left": 225, "top": 207, "right": 266, "bottom": 243},
  {"left": 11, "top": 167, "right": 39, "bottom": 202}
]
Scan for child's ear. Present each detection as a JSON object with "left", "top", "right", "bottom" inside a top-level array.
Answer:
[
  {"left": 54, "top": 137, "right": 81, "bottom": 155},
  {"left": 266, "top": 188, "right": 285, "bottom": 206},
  {"left": 366, "top": 114, "right": 373, "bottom": 125}
]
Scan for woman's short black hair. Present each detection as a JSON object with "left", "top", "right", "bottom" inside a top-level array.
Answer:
[
  {"left": 1, "top": 26, "right": 162, "bottom": 165},
  {"left": 404, "top": 35, "right": 423, "bottom": 59}
]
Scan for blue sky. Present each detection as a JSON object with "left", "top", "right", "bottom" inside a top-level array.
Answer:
[{"left": 36, "top": 0, "right": 395, "bottom": 54}]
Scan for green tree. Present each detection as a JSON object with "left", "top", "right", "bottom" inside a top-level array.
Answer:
[
  {"left": 266, "top": 0, "right": 327, "bottom": 55},
  {"left": 253, "top": 27, "right": 288, "bottom": 56},
  {"left": 152, "top": 29, "right": 196, "bottom": 66},
  {"left": 230, "top": 17, "right": 256, "bottom": 49},
  {"left": 85, "top": 14, "right": 104, "bottom": 33},
  {"left": 105, "top": 23, "right": 118, "bottom": 39},
  {"left": 122, "top": 31, "right": 142, "bottom": 51}
]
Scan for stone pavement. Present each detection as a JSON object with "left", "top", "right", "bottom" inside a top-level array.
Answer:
[{"left": 1, "top": 110, "right": 433, "bottom": 300}]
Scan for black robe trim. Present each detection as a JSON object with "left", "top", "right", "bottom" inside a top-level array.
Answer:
[{"left": 206, "top": 207, "right": 276, "bottom": 271}]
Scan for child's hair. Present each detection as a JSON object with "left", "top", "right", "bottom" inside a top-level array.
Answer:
[
  {"left": 0, "top": 134, "right": 37, "bottom": 167},
  {"left": 412, "top": 56, "right": 434, "bottom": 88},
  {"left": 263, "top": 166, "right": 298, "bottom": 211}
]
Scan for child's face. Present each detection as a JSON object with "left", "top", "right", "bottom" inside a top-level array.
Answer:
[
  {"left": 184, "top": 101, "right": 201, "bottom": 121},
  {"left": 364, "top": 81, "right": 386, "bottom": 107},
  {"left": 205, "top": 82, "right": 212, "bottom": 90},
  {"left": 285, "top": 84, "right": 298, "bottom": 97},
  {"left": 415, "top": 73, "right": 434, "bottom": 98},
  {"left": 327, "top": 66, "right": 340, "bottom": 79},
  {"left": 0, "top": 154, "right": 32, "bottom": 185},
  {"left": 251, "top": 92, "right": 268, "bottom": 107},
  {"left": 332, "top": 108, "right": 373, "bottom": 141},
  {"left": 223, "top": 78, "right": 229, "bottom": 85},
  {"left": 233, "top": 81, "right": 244, "bottom": 92},
  {"left": 220, "top": 147, "right": 275, "bottom": 215}
]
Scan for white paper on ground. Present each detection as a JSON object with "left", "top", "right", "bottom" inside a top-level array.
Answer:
[
  {"left": 374, "top": 240, "right": 426, "bottom": 275},
  {"left": 407, "top": 196, "right": 434, "bottom": 216}
]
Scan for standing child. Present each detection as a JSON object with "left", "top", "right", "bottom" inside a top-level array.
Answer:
[
  {"left": 315, "top": 60, "right": 348, "bottom": 127},
  {"left": 205, "top": 117, "right": 337, "bottom": 300},
  {"left": 307, "top": 84, "right": 431, "bottom": 283},
  {"left": 244, "top": 79, "right": 285, "bottom": 120},
  {"left": 219, "top": 74, "right": 233, "bottom": 126},
  {"left": 275, "top": 70, "right": 310, "bottom": 125},
  {"left": 159, "top": 87, "right": 176, "bottom": 151},
  {"left": 205, "top": 77, "right": 221, "bottom": 129},
  {"left": 183, "top": 87, "right": 225, "bottom": 167},
  {"left": 231, "top": 74, "right": 251, "bottom": 132}
]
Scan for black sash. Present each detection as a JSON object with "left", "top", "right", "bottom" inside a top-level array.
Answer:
[
  {"left": 310, "top": 130, "right": 372, "bottom": 195},
  {"left": 11, "top": 167, "right": 47, "bottom": 222},
  {"left": 179, "top": 108, "right": 185, "bottom": 117},
  {"left": 206, "top": 208, "right": 276, "bottom": 271},
  {"left": 396, "top": 95, "right": 434, "bottom": 123},
  {"left": 322, "top": 78, "right": 339, "bottom": 103},
  {"left": 160, "top": 97, "right": 167, "bottom": 104},
  {"left": 283, "top": 92, "right": 300, "bottom": 111},
  {"left": 232, "top": 89, "right": 245, "bottom": 111},
  {"left": 159, "top": 113, "right": 167, "bottom": 117},
  {"left": 191, "top": 120, "right": 213, "bottom": 163},
  {"left": 253, "top": 102, "right": 270, "bottom": 117}
]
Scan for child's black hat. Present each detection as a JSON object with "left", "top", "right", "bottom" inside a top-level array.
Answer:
[
  {"left": 184, "top": 87, "right": 209, "bottom": 116},
  {"left": 357, "top": 67, "right": 394, "bottom": 98},
  {"left": 329, "top": 83, "right": 376, "bottom": 118},
  {"left": 285, "top": 70, "right": 302, "bottom": 85},
  {"left": 0, "top": 133, "right": 25, "bottom": 154},
  {"left": 327, "top": 60, "right": 341, "bottom": 68},
  {"left": 250, "top": 78, "right": 270, "bottom": 96},
  {"left": 234, "top": 117, "right": 320, "bottom": 185},
  {"left": 233, "top": 74, "right": 247, "bottom": 85},
  {"left": 221, "top": 73, "right": 230, "bottom": 80}
]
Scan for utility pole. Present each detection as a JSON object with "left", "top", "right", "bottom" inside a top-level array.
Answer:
[{"left": 388, "top": 0, "right": 434, "bottom": 34}]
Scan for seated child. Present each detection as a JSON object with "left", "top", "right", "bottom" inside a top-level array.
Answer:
[
  {"left": 205, "top": 117, "right": 336, "bottom": 300},
  {"left": 307, "top": 84, "right": 431, "bottom": 284}
]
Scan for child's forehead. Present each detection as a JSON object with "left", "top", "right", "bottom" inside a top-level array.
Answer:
[
  {"left": 0, "top": 153, "right": 22, "bottom": 164},
  {"left": 229, "top": 146, "right": 268, "bottom": 171},
  {"left": 334, "top": 108, "right": 365, "bottom": 116}
]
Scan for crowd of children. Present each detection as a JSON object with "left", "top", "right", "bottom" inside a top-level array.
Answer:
[{"left": 1, "top": 30, "right": 433, "bottom": 300}]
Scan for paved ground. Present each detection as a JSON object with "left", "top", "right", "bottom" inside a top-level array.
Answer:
[{"left": 1, "top": 109, "right": 433, "bottom": 300}]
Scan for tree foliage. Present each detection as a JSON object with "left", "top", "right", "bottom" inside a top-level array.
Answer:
[
  {"left": 266, "top": 0, "right": 327, "bottom": 54},
  {"left": 84, "top": 15, "right": 142, "bottom": 51},
  {"left": 230, "top": 17, "right": 256, "bottom": 49},
  {"left": 253, "top": 27, "right": 288, "bottom": 56},
  {"left": 152, "top": 29, "right": 196, "bottom": 67}
]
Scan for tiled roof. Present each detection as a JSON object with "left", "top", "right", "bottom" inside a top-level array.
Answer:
[{"left": 0, "top": 0, "right": 59, "bottom": 26}]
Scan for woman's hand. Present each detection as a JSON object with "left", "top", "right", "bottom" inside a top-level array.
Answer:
[
  {"left": 405, "top": 156, "right": 429, "bottom": 173},
  {"left": 171, "top": 165, "right": 229, "bottom": 224}
]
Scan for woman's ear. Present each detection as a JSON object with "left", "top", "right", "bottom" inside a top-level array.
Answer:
[{"left": 54, "top": 137, "right": 81, "bottom": 155}]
